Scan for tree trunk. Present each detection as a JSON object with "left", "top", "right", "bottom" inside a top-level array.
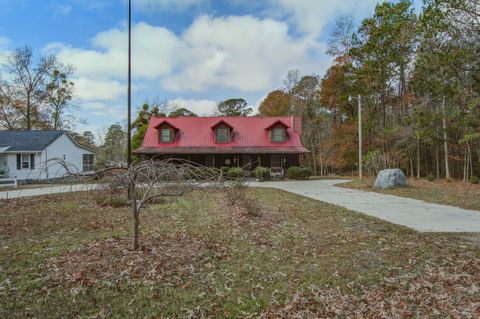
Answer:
[
  {"left": 435, "top": 146, "right": 440, "bottom": 179},
  {"left": 409, "top": 155, "right": 414, "bottom": 178},
  {"left": 442, "top": 95, "right": 450, "bottom": 179},
  {"left": 310, "top": 140, "right": 317, "bottom": 176},
  {"left": 417, "top": 138, "right": 421, "bottom": 179},
  {"left": 26, "top": 93, "right": 31, "bottom": 131},
  {"left": 132, "top": 193, "right": 140, "bottom": 250}
]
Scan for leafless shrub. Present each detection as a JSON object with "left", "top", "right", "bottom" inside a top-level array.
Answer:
[{"left": 225, "top": 180, "right": 262, "bottom": 217}]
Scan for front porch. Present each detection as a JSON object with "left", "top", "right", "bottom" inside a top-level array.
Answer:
[{"left": 150, "top": 153, "right": 303, "bottom": 171}]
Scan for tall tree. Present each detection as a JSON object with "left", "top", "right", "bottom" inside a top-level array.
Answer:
[
  {"left": 169, "top": 107, "right": 197, "bottom": 117},
  {"left": 46, "top": 67, "right": 75, "bottom": 130},
  {"left": 217, "top": 98, "right": 252, "bottom": 116},
  {"left": 0, "top": 46, "right": 61, "bottom": 130},
  {"left": 97, "top": 124, "right": 127, "bottom": 168},
  {"left": 258, "top": 90, "right": 291, "bottom": 116}
]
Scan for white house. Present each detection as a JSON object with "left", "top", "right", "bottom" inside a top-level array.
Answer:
[{"left": 0, "top": 130, "right": 95, "bottom": 181}]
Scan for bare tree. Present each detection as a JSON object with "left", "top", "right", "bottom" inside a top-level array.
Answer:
[
  {"left": 0, "top": 46, "right": 74, "bottom": 130},
  {"left": 326, "top": 14, "right": 356, "bottom": 57},
  {"left": 101, "top": 158, "right": 222, "bottom": 250}
]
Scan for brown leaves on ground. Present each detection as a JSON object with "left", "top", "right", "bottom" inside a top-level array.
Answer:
[
  {"left": 43, "top": 231, "right": 231, "bottom": 287},
  {"left": 264, "top": 254, "right": 480, "bottom": 318}
]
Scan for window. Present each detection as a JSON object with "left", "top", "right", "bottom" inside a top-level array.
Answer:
[
  {"left": 22, "top": 154, "right": 30, "bottom": 169},
  {"left": 160, "top": 128, "right": 173, "bottom": 143},
  {"left": 215, "top": 127, "right": 231, "bottom": 143},
  {"left": 83, "top": 154, "right": 94, "bottom": 172},
  {"left": 271, "top": 127, "right": 285, "bottom": 142}
]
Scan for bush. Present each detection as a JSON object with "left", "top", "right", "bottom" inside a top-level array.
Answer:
[
  {"left": 0, "top": 168, "right": 5, "bottom": 175},
  {"left": 287, "top": 166, "right": 312, "bottom": 180},
  {"left": 253, "top": 166, "right": 270, "bottom": 180},
  {"left": 426, "top": 174, "right": 435, "bottom": 182},
  {"left": 469, "top": 176, "right": 479, "bottom": 184},
  {"left": 227, "top": 167, "right": 244, "bottom": 179},
  {"left": 226, "top": 180, "right": 261, "bottom": 217},
  {"left": 220, "top": 166, "right": 230, "bottom": 173}
]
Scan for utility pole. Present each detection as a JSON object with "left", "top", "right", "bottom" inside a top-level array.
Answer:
[
  {"left": 127, "top": 0, "right": 132, "bottom": 168},
  {"left": 349, "top": 95, "right": 362, "bottom": 180},
  {"left": 358, "top": 94, "right": 362, "bottom": 181}
]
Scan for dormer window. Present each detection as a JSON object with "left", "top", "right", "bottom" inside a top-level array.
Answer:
[
  {"left": 156, "top": 122, "right": 176, "bottom": 143},
  {"left": 271, "top": 127, "right": 285, "bottom": 142},
  {"left": 266, "top": 120, "right": 289, "bottom": 143},
  {"left": 160, "top": 128, "right": 172, "bottom": 143},
  {"left": 215, "top": 127, "right": 231, "bottom": 143},
  {"left": 211, "top": 120, "right": 234, "bottom": 144}
]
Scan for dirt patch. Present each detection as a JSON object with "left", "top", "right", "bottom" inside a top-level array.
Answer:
[{"left": 42, "top": 232, "right": 231, "bottom": 287}]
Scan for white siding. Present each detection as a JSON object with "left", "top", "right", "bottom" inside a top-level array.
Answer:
[{"left": 4, "top": 133, "right": 95, "bottom": 181}]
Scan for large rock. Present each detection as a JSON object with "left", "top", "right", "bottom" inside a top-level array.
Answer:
[{"left": 374, "top": 168, "right": 407, "bottom": 189}]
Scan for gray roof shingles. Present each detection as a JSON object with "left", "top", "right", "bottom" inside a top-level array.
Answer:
[{"left": 0, "top": 130, "right": 66, "bottom": 151}]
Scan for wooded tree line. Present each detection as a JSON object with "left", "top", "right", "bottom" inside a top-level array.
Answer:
[{"left": 259, "top": 0, "right": 480, "bottom": 181}]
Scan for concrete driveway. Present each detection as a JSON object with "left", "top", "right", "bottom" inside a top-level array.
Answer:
[
  {"left": 1, "top": 179, "right": 479, "bottom": 233},
  {"left": 250, "top": 179, "right": 480, "bottom": 233}
]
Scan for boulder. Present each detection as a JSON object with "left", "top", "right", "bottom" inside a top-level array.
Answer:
[{"left": 374, "top": 168, "right": 407, "bottom": 189}]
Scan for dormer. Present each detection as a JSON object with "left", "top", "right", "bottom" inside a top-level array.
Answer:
[
  {"left": 154, "top": 121, "right": 178, "bottom": 144},
  {"left": 265, "top": 120, "right": 289, "bottom": 143},
  {"left": 211, "top": 120, "right": 234, "bottom": 143}
]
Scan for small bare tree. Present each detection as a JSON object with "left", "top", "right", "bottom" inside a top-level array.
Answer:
[{"left": 102, "top": 158, "right": 222, "bottom": 250}]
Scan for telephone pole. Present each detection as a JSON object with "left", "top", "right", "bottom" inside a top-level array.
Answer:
[{"left": 127, "top": 0, "right": 132, "bottom": 168}]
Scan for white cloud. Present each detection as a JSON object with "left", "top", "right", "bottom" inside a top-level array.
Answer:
[
  {"left": 47, "top": 22, "right": 181, "bottom": 79},
  {"left": 80, "top": 101, "right": 126, "bottom": 120},
  {"left": 134, "top": 0, "right": 208, "bottom": 11},
  {"left": 49, "top": 16, "right": 322, "bottom": 95},
  {"left": 169, "top": 98, "right": 217, "bottom": 115},
  {"left": 163, "top": 15, "right": 321, "bottom": 92},
  {"left": 74, "top": 78, "right": 125, "bottom": 101},
  {"left": 271, "top": 0, "right": 379, "bottom": 35}
]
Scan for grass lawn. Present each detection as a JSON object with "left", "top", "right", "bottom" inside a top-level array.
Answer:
[
  {"left": 338, "top": 178, "right": 480, "bottom": 211},
  {"left": 1, "top": 188, "right": 479, "bottom": 318}
]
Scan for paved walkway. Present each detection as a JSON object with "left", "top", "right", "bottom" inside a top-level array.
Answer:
[
  {"left": 250, "top": 179, "right": 480, "bottom": 233},
  {"left": 0, "top": 184, "right": 97, "bottom": 200},
  {"left": 1, "top": 180, "right": 479, "bottom": 233}
]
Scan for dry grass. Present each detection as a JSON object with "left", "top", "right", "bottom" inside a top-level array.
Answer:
[
  {"left": 1, "top": 188, "right": 479, "bottom": 318},
  {"left": 338, "top": 177, "right": 480, "bottom": 211}
]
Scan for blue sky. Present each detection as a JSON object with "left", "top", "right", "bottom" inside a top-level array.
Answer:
[{"left": 0, "top": 0, "right": 422, "bottom": 138}]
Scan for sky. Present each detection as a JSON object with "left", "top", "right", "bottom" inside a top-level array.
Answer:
[{"left": 0, "top": 0, "right": 422, "bottom": 138}]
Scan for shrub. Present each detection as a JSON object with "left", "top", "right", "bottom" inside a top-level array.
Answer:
[
  {"left": 426, "top": 174, "right": 435, "bottom": 182},
  {"left": 469, "top": 176, "right": 479, "bottom": 184},
  {"left": 226, "top": 180, "right": 261, "bottom": 217},
  {"left": 220, "top": 166, "right": 230, "bottom": 173},
  {"left": 0, "top": 168, "right": 5, "bottom": 175},
  {"left": 227, "top": 167, "right": 244, "bottom": 179},
  {"left": 287, "top": 166, "right": 312, "bottom": 180},
  {"left": 253, "top": 166, "right": 270, "bottom": 180}
]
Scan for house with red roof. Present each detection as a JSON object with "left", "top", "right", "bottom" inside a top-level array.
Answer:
[{"left": 135, "top": 116, "right": 310, "bottom": 173}]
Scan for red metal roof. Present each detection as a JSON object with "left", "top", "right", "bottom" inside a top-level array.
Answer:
[{"left": 136, "top": 116, "right": 310, "bottom": 155}]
